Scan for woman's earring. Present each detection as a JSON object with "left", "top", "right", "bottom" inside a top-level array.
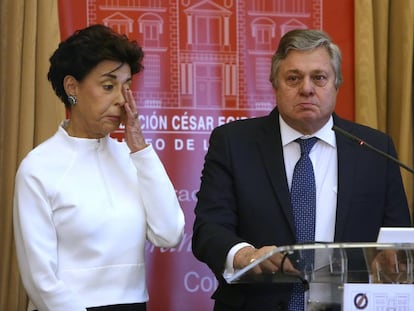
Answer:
[{"left": 68, "top": 95, "right": 77, "bottom": 105}]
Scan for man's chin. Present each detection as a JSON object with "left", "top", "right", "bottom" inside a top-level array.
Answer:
[{"left": 297, "top": 111, "right": 319, "bottom": 121}]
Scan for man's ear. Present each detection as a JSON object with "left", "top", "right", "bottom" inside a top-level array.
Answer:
[{"left": 63, "top": 75, "right": 78, "bottom": 96}]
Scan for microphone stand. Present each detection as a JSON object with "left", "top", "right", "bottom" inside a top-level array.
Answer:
[{"left": 332, "top": 125, "right": 414, "bottom": 174}]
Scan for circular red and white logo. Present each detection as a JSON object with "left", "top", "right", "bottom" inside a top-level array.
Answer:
[{"left": 354, "top": 293, "right": 368, "bottom": 309}]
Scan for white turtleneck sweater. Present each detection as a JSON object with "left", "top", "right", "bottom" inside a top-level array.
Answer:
[{"left": 13, "top": 123, "right": 185, "bottom": 311}]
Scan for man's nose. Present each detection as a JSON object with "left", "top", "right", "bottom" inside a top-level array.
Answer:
[{"left": 299, "top": 77, "right": 315, "bottom": 95}]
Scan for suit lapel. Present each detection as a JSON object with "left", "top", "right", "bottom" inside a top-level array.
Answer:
[
  {"left": 333, "top": 115, "right": 359, "bottom": 241},
  {"left": 256, "top": 108, "right": 297, "bottom": 237}
]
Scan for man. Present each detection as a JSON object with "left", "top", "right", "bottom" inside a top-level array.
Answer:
[{"left": 192, "top": 29, "right": 411, "bottom": 310}]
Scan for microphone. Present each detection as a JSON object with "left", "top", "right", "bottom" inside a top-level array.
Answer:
[{"left": 332, "top": 125, "right": 414, "bottom": 174}]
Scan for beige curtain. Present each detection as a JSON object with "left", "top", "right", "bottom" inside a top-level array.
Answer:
[
  {"left": 0, "top": 1, "right": 64, "bottom": 310},
  {"left": 355, "top": 0, "right": 414, "bottom": 218}
]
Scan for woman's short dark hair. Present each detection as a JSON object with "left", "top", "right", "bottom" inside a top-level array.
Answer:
[{"left": 47, "top": 24, "right": 144, "bottom": 108}]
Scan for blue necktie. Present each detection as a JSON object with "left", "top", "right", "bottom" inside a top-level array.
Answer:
[{"left": 288, "top": 137, "right": 318, "bottom": 311}]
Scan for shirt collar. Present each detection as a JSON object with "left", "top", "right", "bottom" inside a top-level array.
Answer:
[{"left": 279, "top": 115, "right": 336, "bottom": 148}]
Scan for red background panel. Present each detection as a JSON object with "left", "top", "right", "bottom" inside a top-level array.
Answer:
[{"left": 57, "top": 1, "right": 354, "bottom": 310}]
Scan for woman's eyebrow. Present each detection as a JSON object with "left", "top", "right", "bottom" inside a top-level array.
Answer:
[{"left": 100, "top": 72, "right": 132, "bottom": 84}]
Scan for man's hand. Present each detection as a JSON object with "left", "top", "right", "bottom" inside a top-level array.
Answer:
[
  {"left": 370, "top": 249, "right": 408, "bottom": 283},
  {"left": 234, "top": 245, "right": 299, "bottom": 275}
]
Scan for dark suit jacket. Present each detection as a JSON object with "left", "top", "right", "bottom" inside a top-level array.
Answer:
[{"left": 192, "top": 108, "right": 411, "bottom": 310}]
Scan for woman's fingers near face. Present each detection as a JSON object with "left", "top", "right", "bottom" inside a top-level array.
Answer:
[{"left": 122, "top": 86, "right": 138, "bottom": 120}]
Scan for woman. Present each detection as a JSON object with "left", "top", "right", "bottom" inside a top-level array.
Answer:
[{"left": 13, "top": 24, "right": 185, "bottom": 311}]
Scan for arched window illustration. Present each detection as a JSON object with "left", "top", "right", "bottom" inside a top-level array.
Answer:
[
  {"left": 138, "top": 13, "right": 163, "bottom": 47},
  {"left": 251, "top": 17, "right": 275, "bottom": 51}
]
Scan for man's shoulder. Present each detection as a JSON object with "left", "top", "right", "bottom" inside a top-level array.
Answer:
[{"left": 333, "top": 114, "right": 390, "bottom": 140}]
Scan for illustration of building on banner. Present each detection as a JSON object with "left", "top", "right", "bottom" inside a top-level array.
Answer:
[{"left": 87, "top": 0, "right": 322, "bottom": 111}]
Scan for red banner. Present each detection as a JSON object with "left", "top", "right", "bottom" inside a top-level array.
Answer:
[{"left": 58, "top": 1, "right": 354, "bottom": 310}]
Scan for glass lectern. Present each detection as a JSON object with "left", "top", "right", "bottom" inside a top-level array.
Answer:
[{"left": 225, "top": 242, "right": 414, "bottom": 310}]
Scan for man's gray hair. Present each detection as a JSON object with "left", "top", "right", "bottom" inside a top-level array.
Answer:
[{"left": 269, "top": 29, "right": 343, "bottom": 89}]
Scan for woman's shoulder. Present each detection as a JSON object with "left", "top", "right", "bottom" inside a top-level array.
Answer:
[{"left": 16, "top": 129, "right": 74, "bottom": 177}]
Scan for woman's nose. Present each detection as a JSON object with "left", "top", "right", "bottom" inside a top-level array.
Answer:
[{"left": 116, "top": 88, "right": 127, "bottom": 106}]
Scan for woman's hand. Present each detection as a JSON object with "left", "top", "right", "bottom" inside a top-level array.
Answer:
[{"left": 122, "top": 86, "right": 148, "bottom": 152}]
